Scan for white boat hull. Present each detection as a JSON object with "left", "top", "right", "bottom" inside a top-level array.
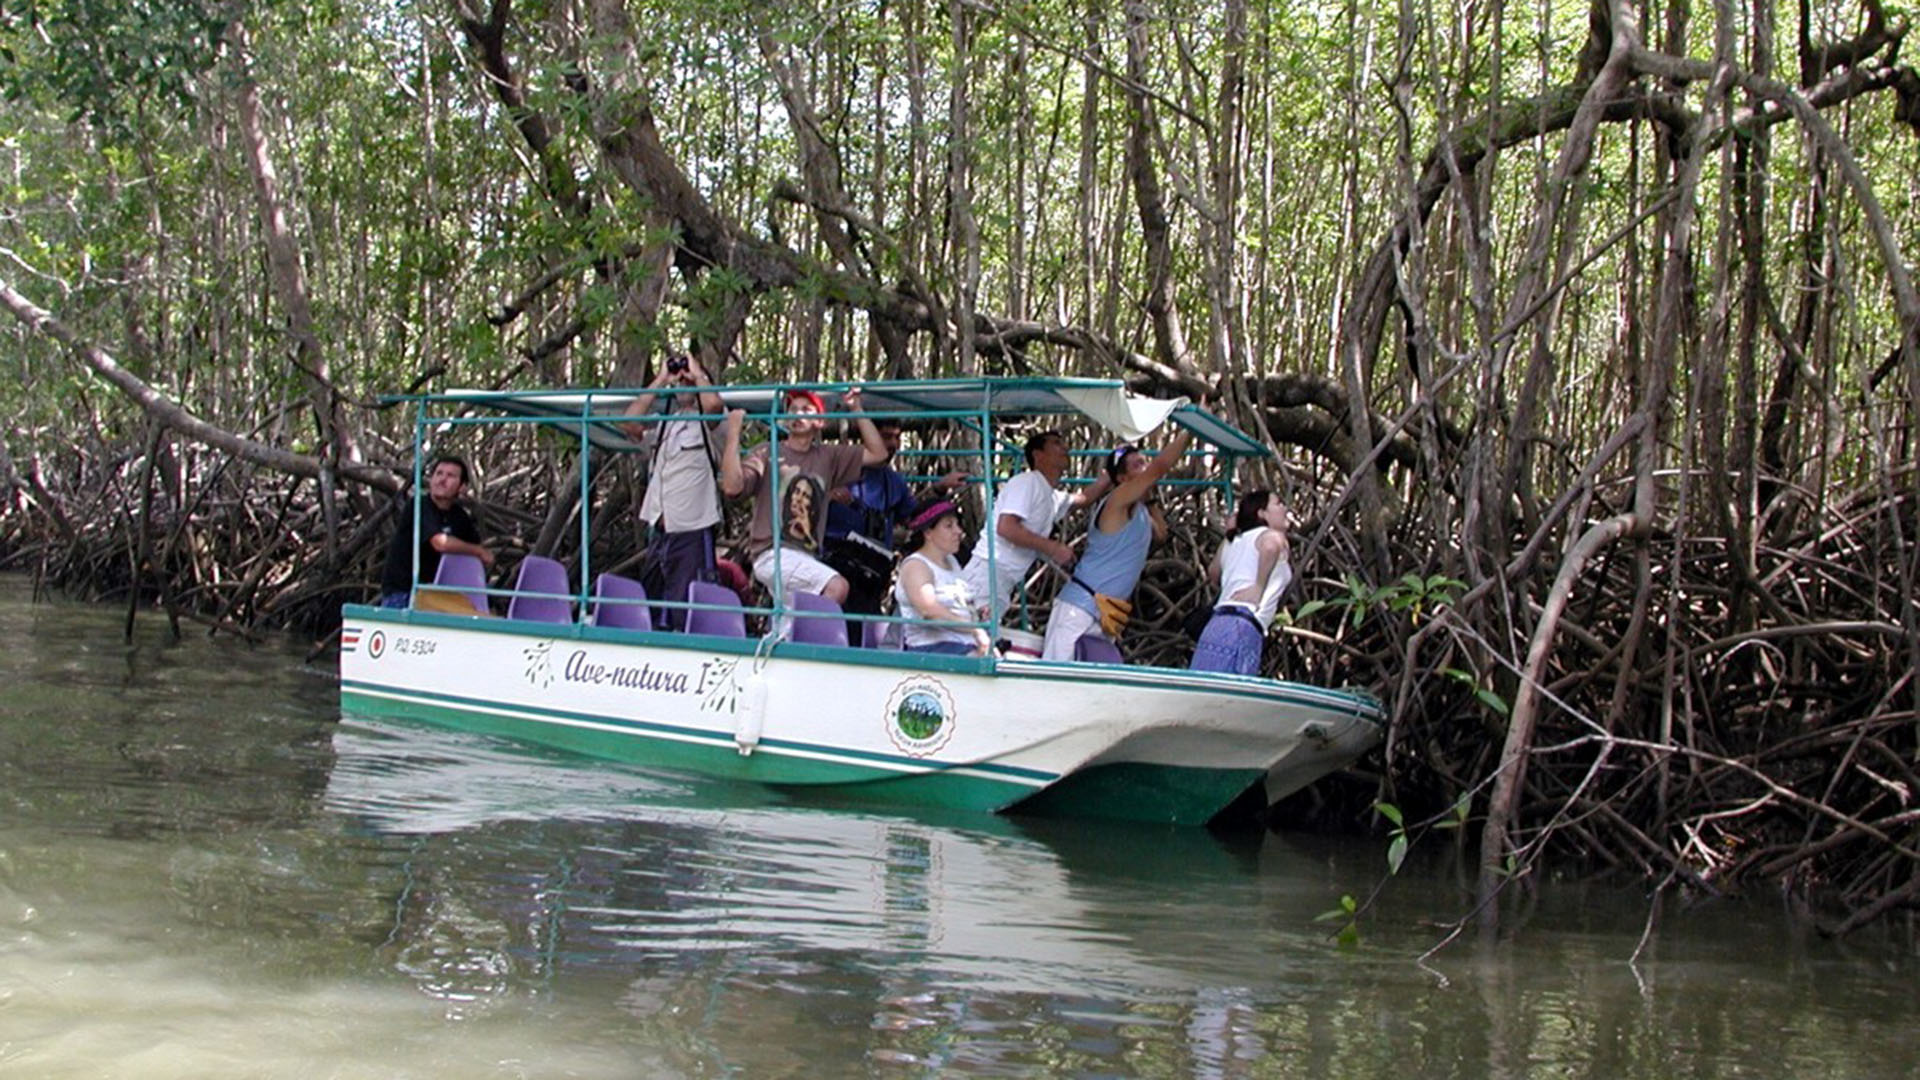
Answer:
[{"left": 339, "top": 604, "right": 1382, "bottom": 825}]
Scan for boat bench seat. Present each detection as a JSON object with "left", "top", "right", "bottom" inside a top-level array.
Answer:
[
  {"left": 429, "top": 553, "right": 493, "bottom": 614},
  {"left": 588, "top": 572, "right": 652, "bottom": 631},
  {"left": 860, "top": 618, "right": 901, "bottom": 650},
  {"left": 685, "top": 580, "right": 747, "bottom": 638},
  {"left": 506, "top": 555, "right": 573, "bottom": 623},
  {"left": 788, "top": 591, "right": 847, "bottom": 647}
]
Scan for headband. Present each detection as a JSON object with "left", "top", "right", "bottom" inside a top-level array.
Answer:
[{"left": 908, "top": 500, "right": 958, "bottom": 531}]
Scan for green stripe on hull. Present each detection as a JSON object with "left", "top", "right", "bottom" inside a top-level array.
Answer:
[
  {"left": 1009, "top": 762, "right": 1267, "bottom": 827},
  {"left": 340, "top": 687, "right": 1041, "bottom": 814}
]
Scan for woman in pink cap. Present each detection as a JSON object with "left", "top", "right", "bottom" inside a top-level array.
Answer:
[{"left": 892, "top": 500, "right": 989, "bottom": 656}]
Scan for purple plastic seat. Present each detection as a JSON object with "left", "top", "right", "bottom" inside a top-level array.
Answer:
[
  {"left": 789, "top": 591, "right": 848, "bottom": 647},
  {"left": 1073, "top": 635, "right": 1125, "bottom": 664},
  {"left": 684, "top": 580, "right": 746, "bottom": 638},
  {"left": 430, "top": 552, "right": 491, "bottom": 614},
  {"left": 588, "top": 572, "right": 652, "bottom": 631},
  {"left": 506, "top": 555, "right": 573, "bottom": 623},
  {"left": 860, "top": 618, "right": 901, "bottom": 650}
]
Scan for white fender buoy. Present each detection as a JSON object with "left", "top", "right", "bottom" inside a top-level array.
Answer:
[{"left": 735, "top": 671, "right": 769, "bottom": 754}]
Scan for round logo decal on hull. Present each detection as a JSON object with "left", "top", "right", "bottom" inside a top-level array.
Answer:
[{"left": 884, "top": 675, "right": 957, "bottom": 757}]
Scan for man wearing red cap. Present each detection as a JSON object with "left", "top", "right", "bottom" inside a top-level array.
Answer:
[{"left": 719, "top": 387, "right": 889, "bottom": 614}]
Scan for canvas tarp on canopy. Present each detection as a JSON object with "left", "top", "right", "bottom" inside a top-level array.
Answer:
[{"left": 398, "top": 377, "right": 1271, "bottom": 458}]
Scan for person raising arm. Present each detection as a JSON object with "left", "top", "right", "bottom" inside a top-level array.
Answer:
[
  {"left": 960, "top": 430, "right": 1113, "bottom": 621},
  {"left": 721, "top": 387, "right": 887, "bottom": 610},
  {"left": 620, "top": 351, "right": 727, "bottom": 629},
  {"left": 1039, "top": 427, "right": 1193, "bottom": 661},
  {"left": 1190, "top": 490, "right": 1293, "bottom": 676}
]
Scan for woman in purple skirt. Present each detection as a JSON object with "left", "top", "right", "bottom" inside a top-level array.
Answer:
[{"left": 1189, "top": 491, "right": 1292, "bottom": 676}]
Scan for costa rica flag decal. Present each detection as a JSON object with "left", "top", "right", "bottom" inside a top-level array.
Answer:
[{"left": 342, "top": 626, "right": 384, "bottom": 659}]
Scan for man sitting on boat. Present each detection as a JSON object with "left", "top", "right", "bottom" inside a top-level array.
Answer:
[
  {"left": 893, "top": 500, "right": 991, "bottom": 656},
  {"left": 377, "top": 455, "right": 493, "bottom": 608},
  {"left": 960, "top": 429, "right": 1110, "bottom": 626},
  {"left": 621, "top": 351, "right": 726, "bottom": 631},
  {"left": 1039, "top": 431, "right": 1193, "bottom": 660},
  {"left": 719, "top": 387, "right": 889, "bottom": 615}
]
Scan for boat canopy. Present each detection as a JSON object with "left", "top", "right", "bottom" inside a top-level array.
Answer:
[
  {"left": 380, "top": 375, "right": 1281, "bottom": 637},
  {"left": 386, "top": 376, "right": 1273, "bottom": 460}
]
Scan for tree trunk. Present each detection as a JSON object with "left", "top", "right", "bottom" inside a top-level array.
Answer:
[
  {"left": 1122, "top": 0, "right": 1192, "bottom": 378},
  {"left": 228, "top": 19, "right": 358, "bottom": 552},
  {"left": 948, "top": 0, "right": 981, "bottom": 377},
  {"left": 0, "top": 278, "right": 398, "bottom": 493}
]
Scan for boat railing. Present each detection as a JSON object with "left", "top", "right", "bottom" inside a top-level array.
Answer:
[
  {"left": 389, "top": 378, "right": 1252, "bottom": 658},
  {"left": 460, "top": 568, "right": 999, "bottom": 655}
]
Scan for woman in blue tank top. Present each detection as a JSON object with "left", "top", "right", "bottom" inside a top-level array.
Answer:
[{"left": 1040, "top": 429, "right": 1192, "bottom": 661}]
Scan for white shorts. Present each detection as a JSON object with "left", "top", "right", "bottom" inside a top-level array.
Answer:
[
  {"left": 751, "top": 547, "right": 844, "bottom": 599},
  {"left": 1041, "top": 601, "right": 1101, "bottom": 660}
]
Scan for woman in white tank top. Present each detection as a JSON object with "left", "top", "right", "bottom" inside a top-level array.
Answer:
[
  {"left": 893, "top": 501, "right": 990, "bottom": 655},
  {"left": 1190, "top": 491, "right": 1292, "bottom": 675}
]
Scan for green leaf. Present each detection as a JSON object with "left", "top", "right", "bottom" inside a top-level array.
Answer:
[
  {"left": 1374, "top": 801, "right": 1404, "bottom": 827},
  {"left": 1387, "top": 834, "right": 1408, "bottom": 875},
  {"left": 1314, "top": 893, "right": 1358, "bottom": 922},
  {"left": 1443, "top": 667, "right": 1510, "bottom": 716}
]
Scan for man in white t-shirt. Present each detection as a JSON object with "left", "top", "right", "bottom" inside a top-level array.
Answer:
[{"left": 962, "top": 429, "right": 1109, "bottom": 621}]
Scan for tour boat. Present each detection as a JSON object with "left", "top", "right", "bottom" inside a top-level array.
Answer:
[{"left": 337, "top": 377, "right": 1383, "bottom": 826}]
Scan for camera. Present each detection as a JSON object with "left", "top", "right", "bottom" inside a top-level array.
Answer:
[{"left": 667, "top": 356, "right": 690, "bottom": 374}]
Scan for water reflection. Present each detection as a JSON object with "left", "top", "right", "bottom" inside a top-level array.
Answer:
[
  {"left": 326, "top": 718, "right": 1276, "bottom": 998},
  {"left": 1, "top": 581, "right": 1915, "bottom": 1077}
]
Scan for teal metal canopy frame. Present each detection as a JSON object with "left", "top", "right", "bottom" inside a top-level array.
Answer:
[{"left": 385, "top": 376, "right": 1274, "bottom": 636}]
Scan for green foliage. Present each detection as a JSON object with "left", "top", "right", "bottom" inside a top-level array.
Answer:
[
  {"left": 1315, "top": 795, "right": 1473, "bottom": 946},
  {"left": 1312, "top": 892, "right": 1362, "bottom": 948},
  {"left": 1443, "top": 666, "right": 1510, "bottom": 717},
  {"left": 1377, "top": 800, "right": 1408, "bottom": 875},
  {"left": 1293, "top": 574, "right": 1374, "bottom": 628},
  {"left": 1296, "top": 572, "right": 1464, "bottom": 629},
  {"left": 1384, "top": 573, "right": 1464, "bottom": 623},
  {"left": 0, "top": 0, "right": 229, "bottom": 131}
]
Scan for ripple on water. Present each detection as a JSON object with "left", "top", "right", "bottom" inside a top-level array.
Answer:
[{"left": 1, "top": 581, "right": 1916, "bottom": 1078}]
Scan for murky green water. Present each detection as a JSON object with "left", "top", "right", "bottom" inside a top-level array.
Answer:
[{"left": 0, "top": 578, "right": 1913, "bottom": 1077}]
